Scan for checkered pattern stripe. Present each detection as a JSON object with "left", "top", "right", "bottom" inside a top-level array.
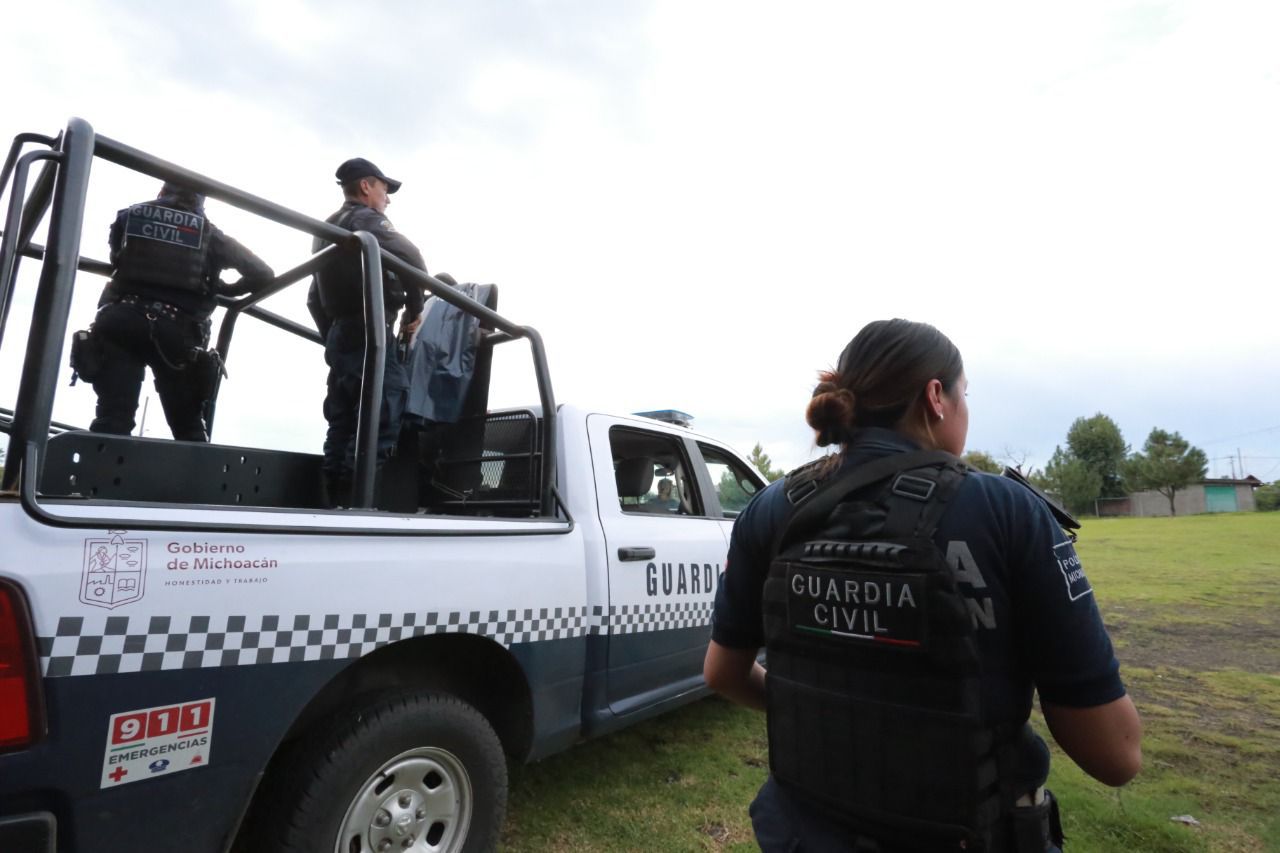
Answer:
[
  {"left": 39, "top": 601, "right": 714, "bottom": 677},
  {"left": 607, "top": 601, "right": 714, "bottom": 635},
  {"left": 39, "top": 608, "right": 593, "bottom": 677}
]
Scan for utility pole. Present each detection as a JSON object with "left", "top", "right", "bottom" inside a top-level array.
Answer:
[{"left": 1239, "top": 448, "right": 1245, "bottom": 479}]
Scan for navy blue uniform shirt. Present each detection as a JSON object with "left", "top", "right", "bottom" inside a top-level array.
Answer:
[
  {"left": 307, "top": 202, "right": 427, "bottom": 335},
  {"left": 713, "top": 428, "right": 1126, "bottom": 796}
]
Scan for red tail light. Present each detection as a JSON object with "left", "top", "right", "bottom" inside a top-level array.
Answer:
[{"left": 0, "top": 580, "right": 44, "bottom": 749}]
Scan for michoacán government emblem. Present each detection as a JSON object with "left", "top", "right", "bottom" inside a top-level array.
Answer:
[{"left": 80, "top": 532, "right": 147, "bottom": 609}]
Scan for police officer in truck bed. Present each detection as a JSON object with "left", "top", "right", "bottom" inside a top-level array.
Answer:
[
  {"left": 86, "top": 181, "right": 274, "bottom": 441},
  {"left": 306, "top": 157, "right": 426, "bottom": 506}
]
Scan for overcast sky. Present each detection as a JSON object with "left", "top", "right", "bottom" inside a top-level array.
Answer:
[{"left": 2, "top": 1, "right": 1278, "bottom": 481}]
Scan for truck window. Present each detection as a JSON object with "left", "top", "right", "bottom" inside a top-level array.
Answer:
[
  {"left": 608, "top": 427, "right": 701, "bottom": 516},
  {"left": 696, "top": 443, "right": 763, "bottom": 518}
]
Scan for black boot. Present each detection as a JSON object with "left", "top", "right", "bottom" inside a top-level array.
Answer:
[{"left": 321, "top": 471, "right": 352, "bottom": 509}]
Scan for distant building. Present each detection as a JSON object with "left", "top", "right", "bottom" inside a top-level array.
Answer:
[{"left": 1098, "top": 476, "right": 1263, "bottom": 517}]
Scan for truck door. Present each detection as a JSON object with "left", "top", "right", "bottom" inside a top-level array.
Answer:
[{"left": 588, "top": 417, "right": 730, "bottom": 715}]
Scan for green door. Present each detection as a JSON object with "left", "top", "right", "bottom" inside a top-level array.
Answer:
[{"left": 1205, "top": 485, "right": 1237, "bottom": 513}]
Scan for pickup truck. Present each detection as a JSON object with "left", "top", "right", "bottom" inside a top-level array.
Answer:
[{"left": 0, "top": 119, "right": 768, "bottom": 852}]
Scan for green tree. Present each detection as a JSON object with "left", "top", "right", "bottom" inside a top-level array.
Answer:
[
  {"left": 962, "top": 450, "right": 1003, "bottom": 474},
  {"left": 1043, "top": 445, "right": 1103, "bottom": 516},
  {"left": 1066, "top": 413, "right": 1129, "bottom": 497},
  {"left": 717, "top": 469, "right": 753, "bottom": 513},
  {"left": 748, "top": 443, "right": 785, "bottom": 482},
  {"left": 1253, "top": 481, "right": 1280, "bottom": 512},
  {"left": 1125, "top": 428, "right": 1208, "bottom": 516}
]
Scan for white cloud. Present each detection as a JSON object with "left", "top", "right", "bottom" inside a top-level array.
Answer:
[{"left": 2, "top": 0, "right": 1278, "bottom": 478}]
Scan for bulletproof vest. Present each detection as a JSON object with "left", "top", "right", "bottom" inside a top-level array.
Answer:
[
  {"left": 314, "top": 206, "right": 406, "bottom": 322},
  {"left": 114, "top": 203, "right": 210, "bottom": 294},
  {"left": 763, "top": 450, "right": 1020, "bottom": 852}
]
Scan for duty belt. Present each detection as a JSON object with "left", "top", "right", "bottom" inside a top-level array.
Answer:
[{"left": 117, "top": 293, "right": 190, "bottom": 322}]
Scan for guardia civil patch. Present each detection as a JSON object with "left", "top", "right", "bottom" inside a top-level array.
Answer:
[
  {"left": 124, "top": 204, "right": 204, "bottom": 249},
  {"left": 1053, "top": 540, "right": 1093, "bottom": 601},
  {"left": 786, "top": 565, "right": 928, "bottom": 648}
]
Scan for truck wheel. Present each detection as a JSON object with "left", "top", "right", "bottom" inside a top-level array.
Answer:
[{"left": 266, "top": 691, "right": 507, "bottom": 853}]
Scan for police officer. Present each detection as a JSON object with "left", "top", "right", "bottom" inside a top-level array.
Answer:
[
  {"left": 704, "top": 320, "right": 1142, "bottom": 852},
  {"left": 306, "top": 158, "right": 426, "bottom": 506},
  {"left": 88, "top": 182, "right": 274, "bottom": 441}
]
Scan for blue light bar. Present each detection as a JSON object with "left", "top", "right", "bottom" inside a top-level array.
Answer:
[{"left": 634, "top": 409, "right": 694, "bottom": 428}]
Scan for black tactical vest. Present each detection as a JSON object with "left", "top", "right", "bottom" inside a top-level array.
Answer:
[
  {"left": 114, "top": 203, "right": 210, "bottom": 294},
  {"left": 313, "top": 206, "right": 406, "bottom": 322},
  {"left": 763, "top": 450, "right": 1022, "bottom": 852}
]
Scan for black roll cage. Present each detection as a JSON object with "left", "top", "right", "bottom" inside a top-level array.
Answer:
[{"left": 0, "top": 117, "right": 559, "bottom": 516}]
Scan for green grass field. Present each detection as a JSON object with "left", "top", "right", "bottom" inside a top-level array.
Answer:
[{"left": 501, "top": 512, "right": 1280, "bottom": 852}]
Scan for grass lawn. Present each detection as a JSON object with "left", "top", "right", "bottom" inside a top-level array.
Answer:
[{"left": 501, "top": 512, "right": 1280, "bottom": 852}]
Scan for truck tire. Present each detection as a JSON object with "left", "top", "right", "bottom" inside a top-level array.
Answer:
[{"left": 262, "top": 691, "right": 507, "bottom": 853}]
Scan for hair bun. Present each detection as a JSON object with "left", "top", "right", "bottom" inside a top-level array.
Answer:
[{"left": 806, "top": 387, "right": 856, "bottom": 447}]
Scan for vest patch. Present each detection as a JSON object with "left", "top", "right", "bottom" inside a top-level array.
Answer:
[
  {"left": 125, "top": 204, "right": 204, "bottom": 249},
  {"left": 786, "top": 565, "right": 927, "bottom": 648}
]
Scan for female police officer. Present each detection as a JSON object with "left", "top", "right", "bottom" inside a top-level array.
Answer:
[{"left": 704, "top": 319, "right": 1141, "bottom": 853}]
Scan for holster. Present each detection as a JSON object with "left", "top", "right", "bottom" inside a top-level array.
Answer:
[
  {"left": 191, "top": 348, "right": 228, "bottom": 402},
  {"left": 1010, "top": 789, "right": 1065, "bottom": 852},
  {"left": 68, "top": 328, "right": 104, "bottom": 385}
]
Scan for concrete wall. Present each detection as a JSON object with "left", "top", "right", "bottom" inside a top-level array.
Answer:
[
  {"left": 1128, "top": 484, "right": 1256, "bottom": 516},
  {"left": 1096, "top": 497, "right": 1132, "bottom": 517},
  {"left": 1130, "top": 487, "right": 1203, "bottom": 517}
]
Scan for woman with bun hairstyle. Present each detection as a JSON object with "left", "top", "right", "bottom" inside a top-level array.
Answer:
[{"left": 704, "top": 319, "right": 1141, "bottom": 852}]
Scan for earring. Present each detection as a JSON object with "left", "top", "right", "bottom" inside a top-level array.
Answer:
[{"left": 938, "top": 413, "right": 945, "bottom": 422}]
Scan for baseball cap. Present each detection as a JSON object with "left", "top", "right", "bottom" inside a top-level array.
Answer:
[
  {"left": 158, "top": 181, "right": 205, "bottom": 209},
  {"left": 334, "top": 158, "right": 401, "bottom": 193}
]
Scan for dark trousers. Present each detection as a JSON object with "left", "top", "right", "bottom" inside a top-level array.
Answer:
[
  {"left": 89, "top": 300, "right": 210, "bottom": 441},
  {"left": 321, "top": 316, "right": 409, "bottom": 481},
  {"left": 749, "top": 778, "right": 1064, "bottom": 853}
]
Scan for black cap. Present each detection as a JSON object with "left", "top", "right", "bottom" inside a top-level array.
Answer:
[
  {"left": 334, "top": 158, "right": 401, "bottom": 193},
  {"left": 158, "top": 181, "right": 205, "bottom": 210}
]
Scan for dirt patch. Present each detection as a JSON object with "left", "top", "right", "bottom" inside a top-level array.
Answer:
[
  {"left": 1100, "top": 605, "right": 1280, "bottom": 745},
  {"left": 700, "top": 822, "right": 731, "bottom": 843},
  {"left": 1104, "top": 605, "right": 1280, "bottom": 675},
  {"left": 699, "top": 820, "right": 751, "bottom": 848}
]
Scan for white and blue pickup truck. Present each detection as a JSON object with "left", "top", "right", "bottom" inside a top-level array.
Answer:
[{"left": 0, "top": 120, "right": 768, "bottom": 853}]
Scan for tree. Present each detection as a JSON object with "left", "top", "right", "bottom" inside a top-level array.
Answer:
[
  {"left": 1125, "top": 428, "right": 1208, "bottom": 516},
  {"left": 962, "top": 450, "right": 1003, "bottom": 474},
  {"left": 1256, "top": 482, "right": 1280, "bottom": 512},
  {"left": 717, "top": 469, "right": 753, "bottom": 513},
  {"left": 999, "top": 446, "right": 1031, "bottom": 476},
  {"left": 1043, "top": 445, "right": 1103, "bottom": 516},
  {"left": 748, "top": 443, "right": 785, "bottom": 482},
  {"left": 1066, "top": 414, "right": 1128, "bottom": 497}
]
